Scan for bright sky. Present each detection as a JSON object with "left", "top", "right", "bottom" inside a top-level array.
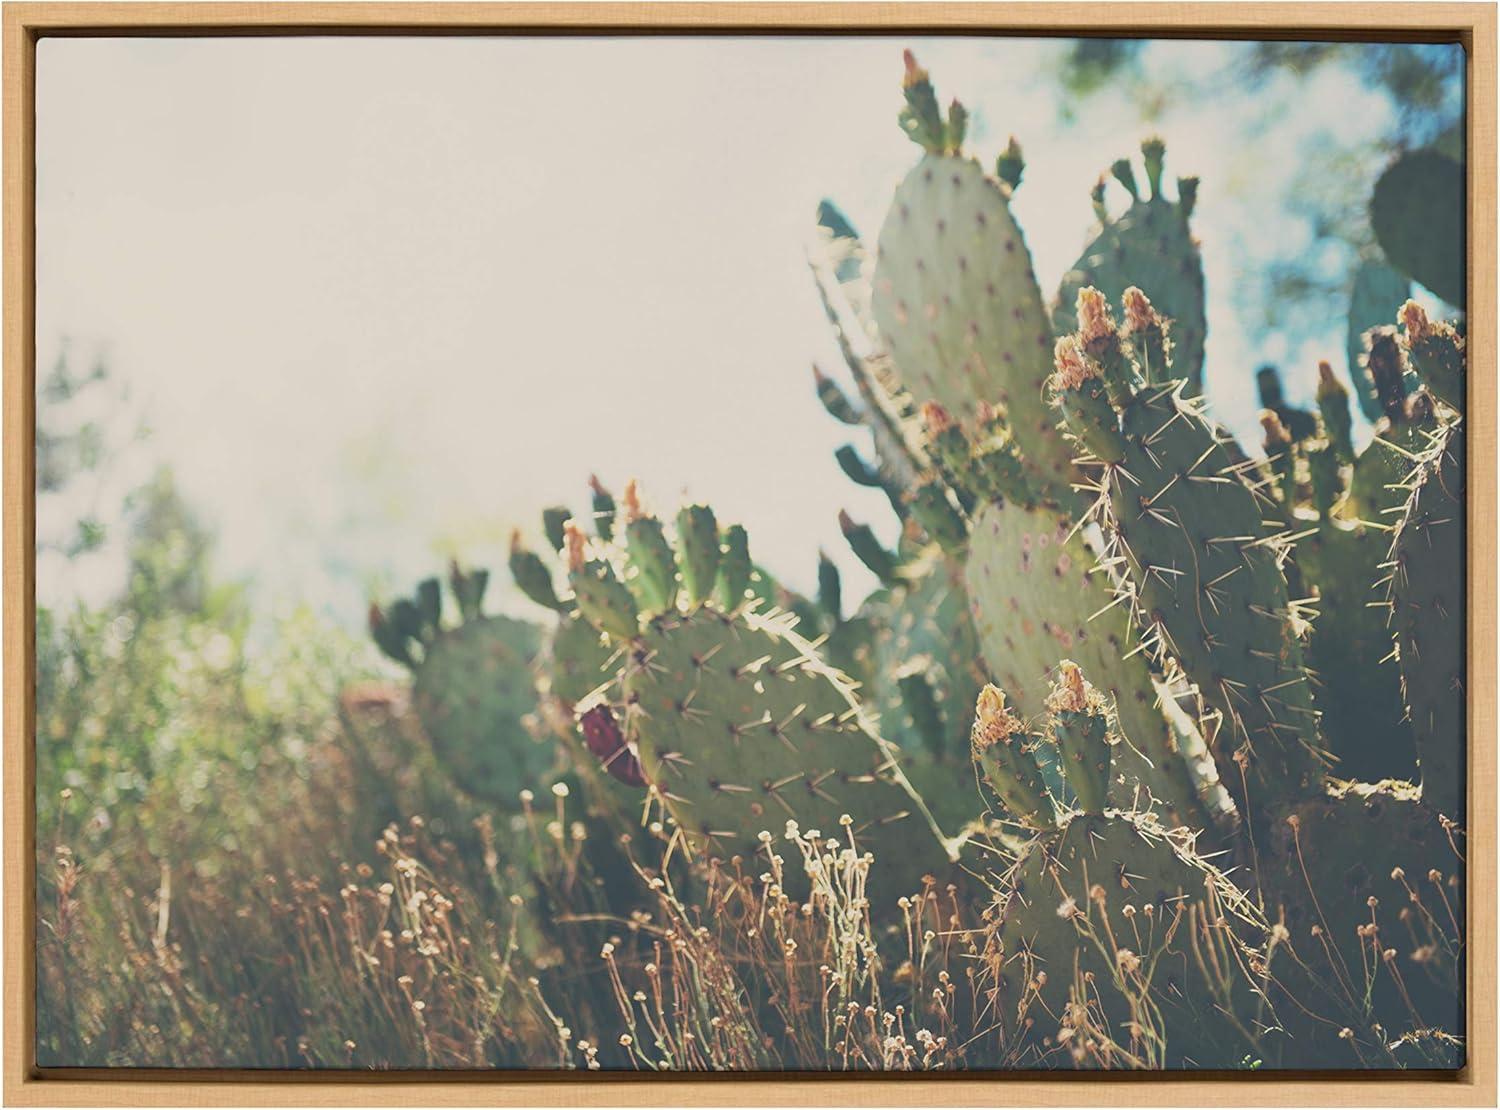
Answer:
[{"left": 34, "top": 36, "right": 1457, "bottom": 624}]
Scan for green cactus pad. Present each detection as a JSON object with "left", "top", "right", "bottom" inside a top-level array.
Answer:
[
  {"left": 1055, "top": 146, "right": 1206, "bottom": 396},
  {"left": 1388, "top": 421, "right": 1466, "bottom": 819},
  {"left": 545, "top": 614, "right": 617, "bottom": 708},
  {"left": 1047, "top": 666, "right": 1114, "bottom": 815},
  {"left": 599, "top": 606, "right": 953, "bottom": 901},
  {"left": 1096, "top": 384, "right": 1328, "bottom": 830},
  {"left": 872, "top": 154, "right": 1079, "bottom": 509},
  {"left": 1371, "top": 150, "right": 1464, "bottom": 308},
  {"left": 675, "top": 505, "right": 721, "bottom": 608},
  {"left": 410, "top": 614, "right": 556, "bottom": 807},
  {"left": 993, "top": 812, "right": 1265, "bottom": 1068},
  {"left": 1298, "top": 520, "right": 1417, "bottom": 782},
  {"left": 964, "top": 499, "right": 1218, "bottom": 834},
  {"left": 859, "top": 557, "right": 985, "bottom": 762},
  {"left": 570, "top": 557, "right": 640, "bottom": 642},
  {"left": 972, "top": 685, "right": 1056, "bottom": 831}
]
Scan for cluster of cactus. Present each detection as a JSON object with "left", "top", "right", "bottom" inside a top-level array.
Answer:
[{"left": 363, "top": 54, "right": 1466, "bottom": 1070}]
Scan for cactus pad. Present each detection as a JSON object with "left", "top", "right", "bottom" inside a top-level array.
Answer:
[
  {"left": 872, "top": 153, "right": 1077, "bottom": 509},
  {"left": 992, "top": 812, "right": 1263, "bottom": 1067},
  {"left": 1388, "top": 420, "right": 1466, "bottom": 819},
  {"left": 964, "top": 499, "right": 1217, "bottom": 833},
  {"left": 1054, "top": 144, "right": 1206, "bottom": 396},
  {"left": 410, "top": 614, "right": 556, "bottom": 806},
  {"left": 592, "top": 606, "right": 953, "bottom": 900},
  {"left": 1371, "top": 150, "right": 1464, "bottom": 308}
]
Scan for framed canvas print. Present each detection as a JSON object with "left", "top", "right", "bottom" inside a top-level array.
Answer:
[{"left": 3, "top": 3, "right": 1494, "bottom": 1105}]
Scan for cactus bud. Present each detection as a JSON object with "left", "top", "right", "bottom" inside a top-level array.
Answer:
[
  {"left": 1045, "top": 661, "right": 1113, "bottom": 815},
  {"left": 676, "top": 504, "right": 721, "bottom": 608},
  {"left": 589, "top": 475, "right": 616, "bottom": 541},
  {"left": 510, "top": 530, "right": 565, "bottom": 614},
  {"left": 945, "top": 98, "right": 968, "bottom": 154},
  {"left": 1052, "top": 336, "right": 1098, "bottom": 393},
  {"left": 921, "top": 400, "right": 954, "bottom": 436},
  {"left": 622, "top": 478, "right": 643, "bottom": 524},
  {"left": 813, "top": 364, "right": 862, "bottom": 425},
  {"left": 1051, "top": 336, "right": 1126, "bottom": 464},
  {"left": 386, "top": 597, "right": 424, "bottom": 645},
  {"left": 898, "top": 51, "right": 946, "bottom": 154},
  {"left": 835, "top": 444, "right": 883, "bottom": 488},
  {"left": 1399, "top": 300, "right": 1465, "bottom": 412},
  {"left": 1110, "top": 158, "right": 1140, "bottom": 201},
  {"left": 1362, "top": 327, "right": 1410, "bottom": 425},
  {"left": 908, "top": 477, "right": 969, "bottom": 555},
  {"left": 622, "top": 484, "right": 678, "bottom": 615},
  {"left": 1399, "top": 299, "right": 1433, "bottom": 344},
  {"left": 368, "top": 602, "right": 416, "bottom": 668},
  {"left": 415, "top": 578, "right": 442, "bottom": 638},
  {"left": 541, "top": 506, "right": 571, "bottom": 553},
  {"left": 996, "top": 136, "right": 1025, "bottom": 191},
  {"left": 1260, "top": 410, "right": 1298, "bottom": 511},
  {"left": 448, "top": 559, "right": 489, "bottom": 623},
  {"left": 1177, "top": 176, "right": 1199, "bottom": 220},
  {"left": 816, "top": 549, "right": 842, "bottom": 623},
  {"left": 714, "top": 523, "right": 752, "bottom": 613},
  {"left": 1316, "top": 360, "right": 1355, "bottom": 465},
  {"left": 1076, "top": 287, "right": 1117, "bottom": 349},
  {"left": 839, "top": 509, "right": 900, "bottom": 586},
  {"left": 1090, "top": 176, "right": 1109, "bottom": 223},
  {"left": 566, "top": 522, "right": 640, "bottom": 642},
  {"left": 901, "top": 48, "right": 927, "bottom": 88},
  {"left": 1141, "top": 136, "right": 1166, "bottom": 199},
  {"left": 1259, "top": 409, "right": 1291, "bottom": 449},
  {"left": 564, "top": 521, "right": 587, "bottom": 575},
  {"left": 972, "top": 685, "right": 1055, "bottom": 830},
  {"left": 1119, "top": 287, "right": 1155, "bottom": 335}
]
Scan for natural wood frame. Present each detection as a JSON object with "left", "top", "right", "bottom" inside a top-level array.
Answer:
[{"left": 3, "top": 3, "right": 1493, "bottom": 1105}]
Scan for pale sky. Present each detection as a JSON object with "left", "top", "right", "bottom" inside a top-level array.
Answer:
[{"left": 34, "top": 35, "right": 1454, "bottom": 624}]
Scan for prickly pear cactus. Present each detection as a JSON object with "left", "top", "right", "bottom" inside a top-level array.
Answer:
[
  {"left": 370, "top": 566, "right": 556, "bottom": 807},
  {"left": 1051, "top": 291, "right": 1329, "bottom": 835},
  {"left": 544, "top": 483, "right": 957, "bottom": 899},
  {"left": 965, "top": 499, "right": 1219, "bottom": 833},
  {"left": 1054, "top": 140, "right": 1206, "bottom": 396},
  {"left": 871, "top": 53, "right": 1078, "bottom": 510},
  {"left": 975, "top": 668, "right": 1271, "bottom": 1068},
  {"left": 600, "top": 606, "right": 952, "bottom": 895},
  {"left": 411, "top": 615, "right": 551, "bottom": 805},
  {"left": 1388, "top": 419, "right": 1466, "bottom": 820}
]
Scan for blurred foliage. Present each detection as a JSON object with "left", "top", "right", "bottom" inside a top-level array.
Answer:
[
  {"left": 1056, "top": 38, "right": 1145, "bottom": 100},
  {"left": 1242, "top": 43, "right": 1464, "bottom": 147}
]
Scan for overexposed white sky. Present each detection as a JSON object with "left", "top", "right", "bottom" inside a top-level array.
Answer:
[{"left": 34, "top": 35, "right": 1454, "bottom": 623}]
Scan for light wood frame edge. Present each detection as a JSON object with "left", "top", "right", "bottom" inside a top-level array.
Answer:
[{"left": 3, "top": 3, "right": 1494, "bottom": 1105}]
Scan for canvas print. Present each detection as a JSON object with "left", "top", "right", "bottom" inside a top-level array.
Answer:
[{"left": 34, "top": 35, "right": 1467, "bottom": 1072}]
